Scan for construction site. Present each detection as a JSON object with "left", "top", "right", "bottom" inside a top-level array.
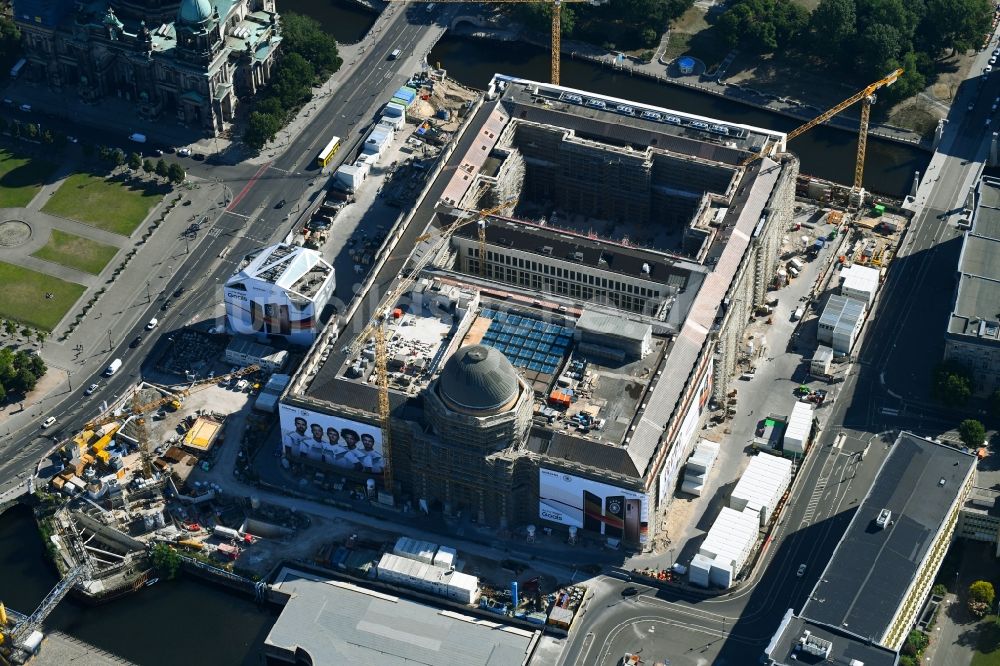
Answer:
[{"left": 275, "top": 63, "right": 920, "bottom": 560}]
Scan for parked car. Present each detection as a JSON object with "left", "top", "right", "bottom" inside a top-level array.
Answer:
[{"left": 177, "top": 147, "right": 192, "bottom": 157}]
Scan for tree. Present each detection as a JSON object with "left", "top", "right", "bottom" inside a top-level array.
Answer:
[
  {"left": 958, "top": 419, "right": 986, "bottom": 448},
  {"left": 0, "top": 17, "right": 20, "bottom": 73},
  {"left": 155, "top": 158, "right": 168, "bottom": 179},
  {"left": 20, "top": 327, "right": 30, "bottom": 338},
  {"left": 167, "top": 163, "right": 185, "bottom": 185},
  {"left": 807, "top": 0, "right": 857, "bottom": 64},
  {"left": 34, "top": 331, "right": 45, "bottom": 346},
  {"left": 24, "top": 123, "right": 38, "bottom": 139},
  {"left": 150, "top": 543, "right": 180, "bottom": 579},
  {"left": 128, "top": 152, "right": 142, "bottom": 171},
  {"left": 932, "top": 361, "right": 973, "bottom": 407},
  {"left": 0, "top": 383, "right": 6, "bottom": 403},
  {"left": 142, "top": 158, "right": 154, "bottom": 175},
  {"left": 901, "top": 629, "right": 929, "bottom": 657},
  {"left": 3, "top": 320, "right": 15, "bottom": 336},
  {"left": 280, "top": 13, "right": 343, "bottom": 78},
  {"left": 932, "top": 583, "right": 948, "bottom": 596},
  {"left": 718, "top": 0, "right": 808, "bottom": 53},
  {"left": 969, "top": 580, "right": 995, "bottom": 618},
  {"left": 11, "top": 367, "right": 37, "bottom": 394},
  {"left": 113, "top": 149, "right": 125, "bottom": 169},
  {"left": 919, "top": 0, "right": 993, "bottom": 57},
  {"left": 243, "top": 111, "right": 282, "bottom": 151},
  {"left": 41, "top": 129, "right": 53, "bottom": 145}
]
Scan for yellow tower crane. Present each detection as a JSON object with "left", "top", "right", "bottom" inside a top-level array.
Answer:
[
  {"left": 742, "top": 69, "right": 903, "bottom": 195},
  {"left": 350, "top": 202, "right": 514, "bottom": 494},
  {"left": 390, "top": 0, "right": 587, "bottom": 85}
]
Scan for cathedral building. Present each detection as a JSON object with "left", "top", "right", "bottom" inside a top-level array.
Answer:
[{"left": 13, "top": 0, "right": 281, "bottom": 135}]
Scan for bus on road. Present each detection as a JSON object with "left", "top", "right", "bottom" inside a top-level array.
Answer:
[{"left": 316, "top": 136, "right": 342, "bottom": 168}]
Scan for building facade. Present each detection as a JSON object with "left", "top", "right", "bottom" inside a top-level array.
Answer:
[{"left": 13, "top": 0, "right": 281, "bottom": 135}]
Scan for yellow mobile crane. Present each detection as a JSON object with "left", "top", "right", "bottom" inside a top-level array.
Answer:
[
  {"left": 390, "top": 0, "right": 587, "bottom": 85},
  {"left": 350, "top": 202, "right": 514, "bottom": 493},
  {"left": 742, "top": 69, "right": 903, "bottom": 196}
]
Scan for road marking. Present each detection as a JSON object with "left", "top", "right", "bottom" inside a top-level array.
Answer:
[{"left": 227, "top": 161, "right": 271, "bottom": 211}]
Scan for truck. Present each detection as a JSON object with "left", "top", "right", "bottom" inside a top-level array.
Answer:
[
  {"left": 792, "top": 306, "right": 805, "bottom": 321},
  {"left": 104, "top": 358, "right": 123, "bottom": 376}
]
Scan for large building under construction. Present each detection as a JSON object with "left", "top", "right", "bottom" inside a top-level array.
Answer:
[{"left": 280, "top": 76, "right": 798, "bottom": 549}]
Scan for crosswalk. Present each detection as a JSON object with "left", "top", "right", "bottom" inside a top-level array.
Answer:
[{"left": 801, "top": 474, "right": 828, "bottom": 526}]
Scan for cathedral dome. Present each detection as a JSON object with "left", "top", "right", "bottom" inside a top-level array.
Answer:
[
  {"left": 438, "top": 345, "right": 520, "bottom": 414},
  {"left": 178, "top": 0, "right": 213, "bottom": 24}
]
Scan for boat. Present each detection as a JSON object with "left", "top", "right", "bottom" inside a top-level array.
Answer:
[{"left": 145, "top": 578, "right": 160, "bottom": 587}]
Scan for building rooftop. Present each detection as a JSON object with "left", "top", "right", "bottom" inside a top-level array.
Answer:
[
  {"left": 801, "top": 433, "right": 975, "bottom": 645},
  {"left": 819, "top": 294, "right": 866, "bottom": 330},
  {"left": 228, "top": 244, "right": 333, "bottom": 300},
  {"left": 439, "top": 344, "right": 521, "bottom": 413},
  {"left": 496, "top": 76, "right": 785, "bottom": 157},
  {"left": 286, "top": 75, "right": 791, "bottom": 483},
  {"left": 949, "top": 176, "right": 1000, "bottom": 340},
  {"left": 455, "top": 217, "right": 708, "bottom": 290},
  {"left": 948, "top": 177, "right": 1000, "bottom": 343},
  {"left": 265, "top": 568, "right": 538, "bottom": 666},
  {"left": 766, "top": 613, "right": 899, "bottom": 666}
]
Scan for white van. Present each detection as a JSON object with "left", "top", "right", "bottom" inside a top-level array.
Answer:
[
  {"left": 426, "top": 3, "right": 436, "bottom": 11},
  {"left": 389, "top": 49, "right": 401, "bottom": 60},
  {"left": 104, "top": 358, "right": 123, "bottom": 376},
  {"left": 788, "top": 266, "right": 800, "bottom": 278},
  {"left": 792, "top": 306, "right": 805, "bottom": 321}
]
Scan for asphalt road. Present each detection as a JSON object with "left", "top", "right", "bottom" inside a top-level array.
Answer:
[{"left": 0, "top": 10, "right": 438, "bottom": 495}]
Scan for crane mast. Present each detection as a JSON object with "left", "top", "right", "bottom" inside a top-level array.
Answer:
[{"left": 740, "top": 69, "right": 902, "bottom": 203}]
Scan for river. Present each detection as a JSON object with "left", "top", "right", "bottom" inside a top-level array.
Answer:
[
  {"left": 0, "top": 505, "right": 277, "bottom": 665},
  {"left": 281, "top": 0, "right": 377, "bottom": 44},
  {"left": 282, "top": 3, "right": 927, "bottom": 196},
  {"left": 428, "top": 36, "right": 930, "bottom": 197}
]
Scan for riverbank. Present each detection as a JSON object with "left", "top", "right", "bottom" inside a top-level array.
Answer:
[{"left": 450, "top": 24, "right": 929, "bottom": 151}]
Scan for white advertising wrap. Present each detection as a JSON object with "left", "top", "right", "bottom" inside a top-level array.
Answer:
[
  {"left": 279, "top": 403, "right": 384, "bottom": 475},
  {"left": 658, "top": 358, "right": 714, "bottom": 502},
  {"left": 538, "top": 468, "right": 648, "bottom": 544}
]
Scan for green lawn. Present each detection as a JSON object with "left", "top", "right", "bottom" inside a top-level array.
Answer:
[
  {"left": 973, "top": 616, "right": 1000, "bottom": 666},
  {"left": 0, "top": 261, "right": 85, "bottom": 331},
  {"left": 41, "top": 173, "right": 162, "bottom": 235},
  {"left": 0, "top": 149, "right": 56, "bottom": 208},
  {"left": 31, "top": 229, "right": 119, "bottom": 275}
]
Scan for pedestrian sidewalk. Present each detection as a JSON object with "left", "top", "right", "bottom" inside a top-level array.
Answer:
[{"left": 1, "top": 175, "right": 226, "bottom": 438}]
